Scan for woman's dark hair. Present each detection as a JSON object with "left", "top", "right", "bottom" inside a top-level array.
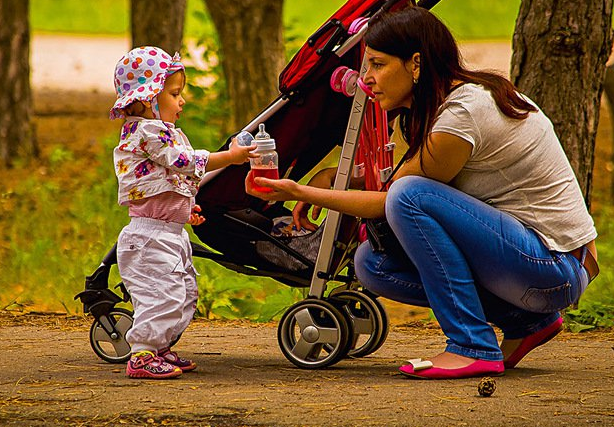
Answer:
[{"left": 365, "top": 7, "right": 537, "bottom": 161}]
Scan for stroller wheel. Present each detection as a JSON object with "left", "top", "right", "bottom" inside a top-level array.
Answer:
[
  {"left": 364, "top": 293, "right": 389, "bottom": 355},
  {"left": 277, "top": 299, "right": 351, "bottom": 369},
  {"left": 327, "top": 290, "right": 387, "bottom": 358},
  {"left": 89, "top": 308, "right": 133, "bottom": 363}
]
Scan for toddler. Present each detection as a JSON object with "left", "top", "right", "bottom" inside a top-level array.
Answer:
[{"left": 110, "top": 46, "right": 256, "bottom": 379}]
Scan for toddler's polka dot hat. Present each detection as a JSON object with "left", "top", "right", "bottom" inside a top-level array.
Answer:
[{"left": 110, "top": 46, "right": 185, "bottom": 120}]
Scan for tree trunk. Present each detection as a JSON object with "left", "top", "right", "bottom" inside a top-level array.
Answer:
[
  {"left": 204, "top": 0, "right": 285, "bottom": 131},
  {"left": 0, "top": 0, "right": 38, "bottom": 169},
  {"left": 602, "top": 64, "right": 614, "bottom": 200},
  {"left": 510, "top": 0, "right": 613, "bottom": 209},
  {"left": 131, "top": 0, "right": 186, "bottom": 54}
]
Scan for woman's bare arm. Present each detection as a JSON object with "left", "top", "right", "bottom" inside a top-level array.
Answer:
[{"left": 246, "top": 172, "right": 387, "bottom": 219}]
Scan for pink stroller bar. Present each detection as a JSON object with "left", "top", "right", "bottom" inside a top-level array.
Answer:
[{"left": 280, "top": 0, "right": 409, "bottom": 93}]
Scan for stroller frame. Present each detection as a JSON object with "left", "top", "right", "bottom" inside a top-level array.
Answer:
[{"left": 76, "top": 0, "right": 439, "bottom": 369}]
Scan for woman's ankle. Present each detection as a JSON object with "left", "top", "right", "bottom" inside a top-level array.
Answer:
[
  {"left": 428, "top": 352, "right": 478, "bottom": 369},
  {"left": 500, "top": 338, "right": 522, "bottom": 360}
]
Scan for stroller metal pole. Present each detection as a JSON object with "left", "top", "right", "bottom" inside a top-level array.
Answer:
[
  {"left": 335, "top": 22, "right": 369, "bottom": 57},
  {"left": 308, "top": 54, "right": 370, "bottom": 298},
  {"left": 242, "top": 95, "right": 291, "bottom": 133}
]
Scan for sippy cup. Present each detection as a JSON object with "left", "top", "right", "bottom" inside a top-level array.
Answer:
[{"left": 250, "top": 123, "right": 279, "bottom": 193}]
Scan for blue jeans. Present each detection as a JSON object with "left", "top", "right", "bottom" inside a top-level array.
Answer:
[{"left": 354, "top": 176, "right": 590, "bottom": 361}]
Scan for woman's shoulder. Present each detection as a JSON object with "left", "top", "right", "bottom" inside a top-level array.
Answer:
[
  {"left": 444, "top": 83, "right": 497, "bottom": 115},
  {"left": 448, "top": 83, "right": 490, "bottom": 102}
]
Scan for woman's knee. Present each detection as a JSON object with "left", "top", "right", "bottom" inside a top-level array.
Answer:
[
  {"left": 354, "top": 242, "right": 377, "bottom": 284},
  {"left": 386, "top": 176, "right": 433, "bottom": 217}
]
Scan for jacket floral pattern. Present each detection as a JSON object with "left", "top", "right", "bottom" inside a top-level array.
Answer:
[{"left": 114, "top": 117, "right": 209, "bottom": 205}]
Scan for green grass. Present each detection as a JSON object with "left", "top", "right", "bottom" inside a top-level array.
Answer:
[
  {"left": 432, "top": 0, "right": 521, "bottom": 41},
  {"left": 2, "top": 132, "right": 612, "bottom": 325},
  {"left": 30, "top": 0, "right": 130, "bottom": 35},
  {"left": 0, "top": 135, "right": 305, "bottom": 318},
  {"left": 30, "top": 0, "right": 521, "bottom": 41},
  {"left": 29, "top": 0, "right": 348, "bottom": 38}
]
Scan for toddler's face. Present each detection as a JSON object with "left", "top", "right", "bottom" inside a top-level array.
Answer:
[{"left": 157, "top": 71, "right": 186, "bottom": 124}]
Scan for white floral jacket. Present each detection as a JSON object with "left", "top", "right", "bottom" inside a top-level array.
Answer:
[{"left": 114, "top": 117, "right": 209, "bottom": 205}]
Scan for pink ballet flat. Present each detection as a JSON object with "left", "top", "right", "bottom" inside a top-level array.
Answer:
[
  {"left": 399, "top": 358, "right": 504, "bottom": 380},
  {"left": 503, "top": 317, "right": 563, "bottom": 369}
]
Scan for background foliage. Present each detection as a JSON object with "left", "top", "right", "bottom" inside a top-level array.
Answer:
[
  {"left": 4, "top": 0, "right": 611, "bottom": 329},
  {"left": 30, "top": 0, "right": 522, "bottom": 40}
]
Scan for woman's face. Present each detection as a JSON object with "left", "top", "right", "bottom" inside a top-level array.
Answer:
[
  {"left": 157, "top": 71, "right": 186, "bottom": 124},
  {"left": 363, "top": 47, "right": 419, "bottom": 110}
]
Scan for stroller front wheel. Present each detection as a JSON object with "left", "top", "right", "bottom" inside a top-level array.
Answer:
[
  {"left": 277, "top": 299, "right": 351, "bottom": 369},
  {"left": 89, "top": 308, "right": 133, "bottom": 363}
]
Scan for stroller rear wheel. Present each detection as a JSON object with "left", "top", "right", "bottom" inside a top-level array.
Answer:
[
  {"left": 363, "top": 293, "right": 389, "bottom": 355},
  {"left": 277, "top": 299, "right": 352, "bottom": 369},
  {"left": 89, "top": 308, "right": 133, "bottom": 363},
  {"left": 328, "top": 290, "right": 388, "bottom": 358}
]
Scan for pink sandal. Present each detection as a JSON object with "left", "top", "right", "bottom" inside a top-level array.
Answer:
[
  {"left": 399, "top": 358, "right": 504, "bottom": 380},
  {"left": 503, "top": 317, "right": 564, "bottom": 369}
]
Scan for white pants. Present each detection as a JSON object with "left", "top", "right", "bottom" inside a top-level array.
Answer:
[{"left": 117, "top": 217, "right": 198, "bottom": 353}]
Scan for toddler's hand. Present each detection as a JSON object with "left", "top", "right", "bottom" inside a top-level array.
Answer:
[
  {"left": 229, "top": 138, "right": 259, "bottom": 165},
  {"left": 188, "top": 204, "right": 205, "bottom": 226}
]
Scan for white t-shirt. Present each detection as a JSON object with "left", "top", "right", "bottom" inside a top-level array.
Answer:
[{"left": 431, "top": 83, "right": 596, "bottom": 252}]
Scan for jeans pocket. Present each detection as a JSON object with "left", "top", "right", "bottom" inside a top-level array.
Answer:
[{"left": 520, "top": 282, "right": 573, "bottom": 313}]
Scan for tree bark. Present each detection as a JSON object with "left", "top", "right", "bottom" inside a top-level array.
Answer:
[
  {"left": 0, "top": 0, "right": 38, "bottom": 169},
  {"left": 131, "top": 0, "right": 186, "bottom": 54},
  {"left": 510, "top": 0, "right": 613, "bottom": 209},
  {"left": 602, "top": 64, "right": 614, "bottom": 200},
  {"left": 204, "top": 0, "right": 285, "bottom": 131}
]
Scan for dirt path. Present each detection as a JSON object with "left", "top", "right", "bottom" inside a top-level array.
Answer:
[{"left": 1, "top": 314, "right": 613, "bottom": 427}]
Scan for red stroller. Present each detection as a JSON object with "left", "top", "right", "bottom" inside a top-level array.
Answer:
[{"left": 76, "top": 0, "right": 440, "bottom": 369}]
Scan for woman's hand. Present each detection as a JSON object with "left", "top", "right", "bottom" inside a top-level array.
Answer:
[
  {"left": 288, "top": 167, "right": 336, "bottom": 231},
  {"left": 292, "top": 201, "right": 320, "bottom": 232},
  {"left": 245, "top": 171, "right": 300, "bottom": 202},
  {"left": 246, "top": 170, "right": 387, "bottom": 220},
  {"left": 188, "top": 204, "right": 205, "bottom": 226},
  {"left": 244, "top": 170, "right": 320, "bottom": 231}
]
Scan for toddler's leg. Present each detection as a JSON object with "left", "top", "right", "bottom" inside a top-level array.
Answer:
[
  {"left": 161, "top": 229, "right": 198, "bottom": 372},
  {"left": 168, "top": 229, "right": 199, "bottom": 344},
  {"left": 117, "top": 218, "right": 190, "bottom": 378}
]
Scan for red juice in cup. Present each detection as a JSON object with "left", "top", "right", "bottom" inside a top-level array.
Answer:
[
  {"left": 251, "top": 167, "right": 279, "bottom": 192},
  {"left": 249, "top": 123, "right": 279, "bottom": 193}
]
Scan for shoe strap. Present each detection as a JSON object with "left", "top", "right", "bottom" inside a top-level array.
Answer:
[
  {"left": 405, "top": 358, "right": 433, "bottom": 371},
  {"left": 131, "top": 351, "right": 156, "bottom": 368},
  {"left": 132, "top": 350, "right": 156, "bottom": 360}
]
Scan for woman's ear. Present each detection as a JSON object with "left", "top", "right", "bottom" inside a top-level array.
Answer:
[
  {"left": 411, "top": 52, "right": 420, "bottom": 82},
  {"left": 403, "top": 52, "right": 421, "bottom": 81}
]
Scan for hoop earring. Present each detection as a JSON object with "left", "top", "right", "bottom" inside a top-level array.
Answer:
[{"left": 413, "top": 77, "right": 419, "bottom": 85}]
